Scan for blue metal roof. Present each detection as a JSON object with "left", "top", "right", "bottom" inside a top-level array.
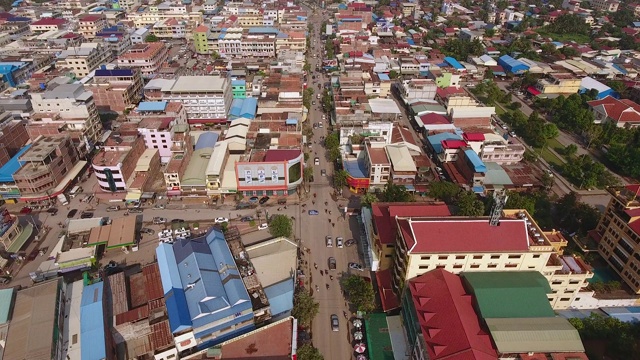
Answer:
[
  {"left": 285, "top": 119, "right": 298, "bottom": 125},
  {"left": 498, "top": 55, "right": 529, "bottom": 74},
  {"left": 157, "top": 243, "right": 182, "bottom": 294},
  {"left": 427, "top": 133, "right": 462, "bottom": 153},
  {"left": 165, "top": 288, "right": 192, "bottom": 332},
  {"left": 229, "top": 98, "right": 243, "bottom": 117},
  {"left": 248, "top": 27, "right": 279, "bottom": 34},
  {"left": 0, "top": 288, "right": 14, "bottom": 324},
  {"left": 444, "top": 56, "right": 464, "bottom": 70},
  {"left": 137, "top": 101, "right": 168, "bottom": 112},
  {"left": 406, "top": 38, "right": 415, "bottom": 45},
  {"left": 95, "top": 68, "right": 133, "bottom": 77},
  {"left": 231, "top": 79, "right": 245, "bottom": 87},
  {"left": 264, "top": 279, "right": 294, "bottom": 317},
  {"left": 80, "top": 282, "right": 106, "bottom": 360},
  {"left": 378, "top": 73, "right": 390, "bottom": 81},
  {"left": 240, "top": 97, "right": 257, "bottom": 119},
  {"left": 0, "top": 144, "right": 30, "bottom": 183},
  {"left": 343, "top": 158, "right": 368, "bottom": 178},
  {"left": 464, "top": 149, "right": 486, "bottom": 173},
  {"left": 194, "top": 132, "right": 219, "bottom": 150}
]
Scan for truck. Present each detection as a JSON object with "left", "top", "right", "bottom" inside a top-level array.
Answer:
[
  {"left": 57, "top": 193, "right": 69, "bottom": 206},
  {"left": 29, "top": 259, "right": 59, "bottom": 283}
]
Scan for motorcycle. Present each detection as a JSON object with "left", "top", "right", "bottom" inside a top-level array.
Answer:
[
  {"left": 343, "top": 311, "right": 347, "bottom": 318},
  {"left": 329, "top": 275, "right": 333, "bottom": 280},
  {"left": 320, "top": 270, "right": 324, "bottom": 276},
  {"left": 314, "top": 263, "right": 318, "bottom": 269},
  {"left": 326, "top": 284, "right": 330, "bottom": 290},
  {"left": 316, "top": 285, "right": 319, "bottom": 292}
]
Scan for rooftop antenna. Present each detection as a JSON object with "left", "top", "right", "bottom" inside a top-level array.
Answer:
[{"left": 489, "top": 189, "right": 508, "bottom": 226}]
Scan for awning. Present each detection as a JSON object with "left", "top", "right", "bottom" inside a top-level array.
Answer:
[
  {"left": 167, "top": 190, "right": 181, "bottom": 196},
  {"left": 7, "top": 222, "right": 33, "bottom": 253},
  {"left": 125, "top": 192, "right": 142, "bottom": 201},
  {"left": 527, "top": 86, "right": 541, "bottom": 96},
  {"left": 285, "top": 119, "right": 298, "bottom": 125},
  {"left": 141, "top": 192, "right": 156, "bottom": 199}
]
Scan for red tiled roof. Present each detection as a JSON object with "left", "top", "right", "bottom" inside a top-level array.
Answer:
[
  {"left": 218, "top": 318, "right": 293, "bottom": 359},
  {"left": 263, "top": 149, "right": 301, "bottom": 162},
  {"left": 193, "top": 24, "right": 209, "bottom": 33},
  {"left": 79, "top": 15, "right": 103, "bottom": 22},
  {"left": 588, "top": 96, "right": 640, "bottom": 124},
  {"left": 420, "top": 113, "right": 450, "bottom": 125},
  {"left": 400, "top": 218, "right": 530, "bottom": 253},
  {"left": 376, "top": 269, "right": 400, "bottom": 311},
  {"left": 436, "top": 86, "right": 466, "bottom": 99},
  {"left": 408, "top": 269, "right": 497, "bottom": 360},
  {"left": 463, "top": 133, "right": 485, "bottom": 142},
  {"left": 442, "top": 140, "right": 467, "bottom": 149},
  {"left": 371, "top": 203, "right": 451, "bottom": 245}
]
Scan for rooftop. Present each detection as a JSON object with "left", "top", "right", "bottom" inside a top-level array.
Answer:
[
  {"left": 19, "top": 136, "right": 66, "bottom": 162},
  {"left": 371, "top": 203, "right": 451, "bottom": 245},
  {"left": 215, "top": 317, "right": 294, "bottom": 359},
  {"left": 365, "top": 313, "right": 396, "bottom": 360},
  {"left": 486, "top": 317, "right": 585, "bottom": 354},
  {"left": 408, "top": 269, "right": 497, "bottom": 360},
  {"left": 80, "top": 282, "right": 106, "bottom": 360},
  {"left": 164, "top": 76, "right": 227, "bottom": 93}
]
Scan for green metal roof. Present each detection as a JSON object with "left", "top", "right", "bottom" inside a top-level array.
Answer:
[
  {"left": 462, "top": 271, "right": 554, "bottom": 319},
  {"left": 486, "top": 317, "right": 585, "bottom": 353},
  {"left": 0, "top": 288, "right": 14, "bottom": 324},
  {"left": 365, "top": 313, "right": 395, "bottom": 360},
  {"left": 7, "top": 223, "right": 33, "bottom": 253}
]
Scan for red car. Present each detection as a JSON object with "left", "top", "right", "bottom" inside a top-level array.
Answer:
[{"left": 20, "top": 207, "right": 32, "bottom": 215}]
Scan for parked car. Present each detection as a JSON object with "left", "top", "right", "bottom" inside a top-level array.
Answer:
[
  {"left": 80, "top": 212, "right": 93, "bottom": 219},
  {"left": 214, "top": 217, "right": 229, "bottom": 223},
  {"left": 153, "top": 217, "right": 167, "bottom": 224},
  {"left": 248, "top": 196, "right": 259, "bottom": 204},
  {"left": 345, "top": 239, "right": 356, "bottom": 247},
  {"left": 314, "top": 157, "right": 320, "bottom": 166},
  {"left": 258, "top": 223, "right": 268, "bottom": 230},
  {"left": 67, "top": 209, "right": 78, "bottom": 218},
  {"left": 47, "top": 207, "right": 58, "bottom": 215},
  {"left": 331, "top": 314, "right": 339, "bottom": 331},
  {"left": 321, "top": 169, "right": 327, "bottom": 177},
  {"left": 328, "top": 257, "right": 336, "bottom": 270},
  {"left": 171, "top": 218, "right": 185, "bottom": 224},
  {"left": 326, "top": 236, "right": 333, "bottom": 247},
  {"left": 308, "top": 210, "right": 319, "bottom": 215},
  {"left": 259, "top": 196, "right": 270, "bottom": 205},
  {"left": 20, "top": 207, "right": 32, "bottom": 215},
  {"left": 241, "top": 216, "right": 254, "bottom": 222},
  {"left": 236, "top": 202, "right": 252, "bottom": 210},
  {"left": 348, "top": 262, "right": 364, "bottom": 271},
  {"left": 336, "top": 237, "right": 344, "bottom": 248},
  {"left": 129, "top": 208, "right": 143, "bottom": 213},
  {"left": 152, "top": 204, "right": 165, "bottom": 210},
  {"left": 106, "top": 205, "right": 120, "bottom": 212}
]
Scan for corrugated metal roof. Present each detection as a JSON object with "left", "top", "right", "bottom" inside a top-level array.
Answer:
[
  {"left": 80, "top": 282, "right": 106, "bottom": 360},
  {"left": 0, "top": 288, "right": 14, "bottom": 324},
  {"left": 115, "top": 305, "right": 149, "bottom": 326},
  {"left": 486, "top": 317, "right": 584, "bottom": 353},
  {"left": 137, "top": 101, "right": 168, "bottom": 112},
  {"left": 129, "top": 272, "right": 148, "bottom": 308},
  {"left": 0, "top": 144, "right": 31, "bottom": 183},
  {"left": 143, "top": 263, "right": 164, "bottom": 301},
  {"left": 150, "top": 320, "right": 174, "bottom": 350},
  {"left": 107, "top": 272, "right": 129, "bottom": 316}
]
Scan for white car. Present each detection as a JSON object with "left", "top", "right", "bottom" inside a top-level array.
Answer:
[
  {"left": 215, "top": 217, "right": 229, "bottom": 223},
  {"left": 258, "top": 223, "right": 268, "bottom": 230},
  {"left": 326, "top": 236, "right": 333, "bottom": 247},
  {"left": 336, "top": 237, "right": 344, "bottom": 248},
  {"left": 153, "top": 217, "right": 167, "bottom": 225}
]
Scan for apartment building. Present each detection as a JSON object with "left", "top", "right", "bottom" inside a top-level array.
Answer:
[
  {"left": 78, "top": 14, "right": 107, "bottom": 39},
  {"left": 479, "top": 141, "right": 525, "bottom": 165},
  {"left": 595, "top": 185, "right": 640, "bottom": 294},
  {"left": 95, "top": 25, "right": 132, "bottom": 57},
  {"left": 217, "top": 29, "right": 277, "bottom": 58},
  {"left": 59, "top": 0, "right": 92, "bottom": 8},
  {"left": 127, "top": 3, "right": 203, "bottom": 33},
  {"left": 115, "top": 0, "right": 141, "bottom": 11},
  {"left": 92, "top": 132, "right": 146, "bottom": 192},
  {"left": 85, "top": 68, "right": 143, "bottom": 112},
  {"left": 28, "top": 83, "right": 103, "bottom": 153},
  {"left": 57, "top": 43, "right": 113, "bottom": 78},
  {"left": 398, "top": 79, "right": 437, "bottom": 102},
  {"left": 29, "top": 18, "right": 68, "bottom": 33},
  {"left": 193, "top": 24, "right": 211, "bottom": 54},
  {"left": 275, "top": 30, "right": 306, "bottom": 53},
  {"left": 590, "top": 0, "right": 619, "bottom": 11},
  {"left": 116, "top": 42, "right": 169, "bottom": 78},
  {"left": 131, "top": 116, "right": 182, "bottom": 163},
  {"left": 366, "top": 205, "right": 593, "bottom": 311},
  {"left": 163, "top": 124, "right": 191, "bottom": 196},
  {"left": 363, "top": 141, "right": 391, "bottom": 191},
  {"left": 151, "top": 18, "right": 186, "bottom": 39},
  {"left": 12, "top": 135, "right": 83, "bottom": 199},
  {"left": 533, "top": 73, "right": 582, "bottom": 95},
  {"left": 158, "top": 76, "right": 232, "bottom": 123}
]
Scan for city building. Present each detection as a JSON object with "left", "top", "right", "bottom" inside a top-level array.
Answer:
[
  {"left": 397, "top": 79, "right": 437, "bottom": 103},
  {"left": 235, "top": 149, "right": 303, "bottom": 197},
  {"left": 78, "top": 14, "right": 107, "bottom": 39},
  {"left": 156, "top": 228, "right": 255, "bottom": 351},
  {"left": 85, "top": 68, "right": 143, "bottom": 112},
  {"left": 3, "top": 279, "right": 65, "bottom": 360},
  {"left": 92, "top": 132, "right": 146, "bottom": 193},
  {"left": 133, "top": 114, "right": 185, "bottom": 163},
  {"left": 151, "top": 18, "right": 186, "bottom": 39},
  {"left": 80, "top": 281, "right": 110, "bottom": 360},
  {"left": 13, "top": 135, "right": 86, "bottom": 201},
  {"left": 0, "top": 116, "right": 29, "bottom": 168},
  {"left": 28, "top": 82, "right": 103, "bottom": 153},
  {"left": 95, "top": 26, "right": 133, "bottom": 57},
  {"left": 0, "top": 209, "right": 34, "bottom": 263},
  {"left": 117, "top": 42, "right": 169, "bottom": 78},
  {"left": 180, "top": 132, "right": 219, "bottom": 195},
  {"left": 590, "top": 0, "right": 619, "bottom": 11},
  {"left": 57, "top": 43, "right": 113, "bottom": 78},
  {"left": 29, "top": 18, "right": 68, "bottom": 33},
  {"left": 588, "top": 96, "right": 640, "bottom": 128},
  {"left": 205, "top": 141, "right": 229, "bottom": 196},
  {"left": 530, "top": 73, "right": 582, "bottom": 96},
  {"left": 127, "top": 3, "right": 204, "bottom": 34},
  {"left": 157, "top": 76, "right": 232, "bottom": 123},
  {"left": 595, "top": 185, "right": 640, "bottom": 294},
  {"left": 192, "top": 24, "right": 211, "bottom": 54},
  {"left": 163, "top": 125, "right": 191, "bottom": 197}
]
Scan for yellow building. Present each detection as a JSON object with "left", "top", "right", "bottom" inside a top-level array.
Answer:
[
  {"left": 366, "top": 204, "right": 593, "bottom": 311},
  {"left": 596, "top": 185, "right": 640, "bottom": 294},
  {"left": 533, "top": 73, "right": 581, "bottom": 95}
]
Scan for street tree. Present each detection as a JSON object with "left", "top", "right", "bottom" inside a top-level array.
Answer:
[
  {"left": 324, "top": 132, "right": 339, "bottom": 149},
  {"left": 564, "top": 144, "right": 578, "bottom": 158},
  {"left": 380, "top": 183, "right": 413, "bottom": 202},
  {"left": 304, "top": 167, "right": 314, "bottom": 182},
  {"left": 388, "top": 70, "right": 399, "bottom": 79},
  {"left": 505, "top": 192, "right": 537, "bottom": 215},
  {"left": 428, "top": 181, "right": 460, "bottom": 203},
  {"left": 333, "top": 169, "right": 348, "bottom": 188},
  {"left": 342, "top": 275, "right": 376, "bottom": 313},
  {"left": 292, "top": 291, "right": 319, "bottom": 328},
  {"left": 268, "top": 214, "right": 293, "bottom": 238},
  {"left": 455, "top": 191, "right": 485, "bottom": 216},
  {"left": 297, "top": 344, "right": 324, "bottom": 360},
  {"left": 145, "top": 34, "right": 159, "bottom": 42},
  {"left": 328, "top": 147, "right": 341, "bottom": 162},
  {"left": 361, "top": 192, "right": 378, "bottom": 208}
]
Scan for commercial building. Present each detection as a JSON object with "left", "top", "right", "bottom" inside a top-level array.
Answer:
[
  {"left": 595, "top": 185, "right": 640, "bottom": 294},
  {"left": 86, "top": 68, "right": 143, "bottom": 112},
  {"left": 590, "top": 0, "right": 619, "bottom": 11},
  {"left": 28, "top": 82, "right": 103, "bottom": 153},
  {"left": 29, "top": 18, "right": 68, "bottom": 33},
  {"left": 235, "top": 149, "right": 303, "bottom": 197},
  {"left": 92, "top": 132, "right": 146, "bottom": 193},
  {"left": 180, "top": 132, "right": 219, "bottom": 195},
  {"left": 57, "top": 43, "right": 113, "bottom": 78},
  {"left": 531, "top": 73, "right": 582, "bottom": 96},
  {"left": 157, "top": 76, "right": 232, "bottom": 123},
  {"left": 397, "top": 79, "right": 437, "bottom": 102},
  {"left": 127, "top": 3, "right": 204, "bottom": 34},
  {"left": 156, "top": 228, "right": 255, "bottom": 351},
  {"left": 151, "top": 18, "right": 187, "bottom": 39},
  {"left": 78, "top": 14, "right": 108, "bottom": 39},
  {"left": 95, "top": 26, "right": 133, "bottom": 57},
  {"left": 192, "top": 25, "right": 211, "bottom": 54},
  {"left": 497, "top": 55, "right": 529, "bottom": 74},
  {"left": 3, "top": 279, "right": 65, "bottom": 360},
  {"left": 0, "top": 117, "right": 29, "bottom": 168},
  {"left": 80, "top": 281, "right": 109, "bottom": 360},
  {"left": 163, "top": 125, "right": 191, "bottom": 197},
  {"left": 0, "top": 209, "right": 34, "bottom": 262},
  {"left": 13, "top": 135, "right": 86, "bottom": 201},
  {"left": 117, "top": 43, "right": 169, "bottom": 78}
]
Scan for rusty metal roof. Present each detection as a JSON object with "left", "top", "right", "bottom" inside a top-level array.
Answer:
[
  {"left": 107, "top": 272, "right": 129, "bottom": 316},
  {"left": 150, "top": 320, "right": 174, "bottom": 350},
  {"left": 115, "top": 305, "right": 149, "bottom": 326},
  {"left": 128, "top": 272, "right": 148, "bottom": 309},
  {"left": 143, "top": 263, "right": 164, "bottom": 301}
]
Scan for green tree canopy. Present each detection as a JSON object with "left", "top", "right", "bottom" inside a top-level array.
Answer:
[
  {"left": 268, "top": 214, "right": 293, "bottom": 238},
  {"left": 428, "top": 181, "right": 461, "bottom": 203},
  {"left": 505, "top": 192, "right": 537, "bottom": 216},
  {"left": 569, "top": 313, "right": 640, "bottom": 359},
  {"left": 297, "top": 344, "right": 324, "bottom": 360},
  {"left": 455, "top": 191, "right": 485, "bottom": 216},
  {"left": 380, "top": 183, "right": 413, "bottom": 202},
  {"left": 324, "top": 132, "right": 339, "bottom": 149},
  {"left": 145, "top": 34, "right": 159, "bottom": 42},
  {"left": 361, "top": 192, "right": 378, "bottom": 208},
  {"left": 342, "top": 275, "right": 376, "bottom": 313},
  {"left": 292, "top": 291, "right": 319, "bottom": 328},
  {"left": 544, "top": 14, "right": 589, "bottom": 35},
  {"left": 333, "top": 169, "right": 348, "bottom": 188}
]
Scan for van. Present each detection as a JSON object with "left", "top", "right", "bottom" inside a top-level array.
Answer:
[{"left": 69, "top": 186, "right": 82, "bottom": 198}]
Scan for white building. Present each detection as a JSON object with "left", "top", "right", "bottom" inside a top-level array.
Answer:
[
  {"left": 158, "top": 76, "right": 233, "bottom": 122},
  {"left": 57, "top": 43, "right": 113, "bottom": 78}
]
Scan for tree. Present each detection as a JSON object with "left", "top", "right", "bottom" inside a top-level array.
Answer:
[
  {"left": 211, "top": 51, "right": 221, "bottom": 60},
  {"left": 328, "top": 147, "right": 341, "bottom": 162},
  {"left": 304, "top": 166, "right": 314, "bottom": 182},
  {"left": 540, "top": 42, "right": 559, "bottom": 56},
  {"left": 484, "top": 28, "right": 496, "bottom": 37},
  {"left": 455, "top": 191, "right": 484, "bottom": 216},
  {"left": 333, "top": 169, "right": 348, "bottom": 188},
  {"left": 564, "top": 144, "right": 578, "bottom": 158},
  {"left": 268, "top": 214, "right": 293, "bottom": 238},
  {"left": 428, "top": 181, "right": 460, "bottom": 203},
  {"left": 388, "top": 70, "right": 399, "bottom": 79},
  {"left": 569, "top": 313, "right": 640, "bottom": 359},
  {"left": 324, "top": 132, "right": 339, "bottom": 149},
  {"left": 303, "top": 63, "right": 311, "bottom": 72},
  {"left": 297, "top": 344, "right": 324, "bottom": 360},
  {"left": 606, "top": 80, "right": 627, "bottom": 96},
  {"left": 145, "top": 34, "right": 159, "bottom": 42},
  {"left": 361, "top": 192, "right": 378, "bottom": 208},
  {"left": 380, "top": 183, "right": 413, "bottom": 202},
  {"left": 505, "top": 192, "right": 537, "bottom": 216},
  {"left": 544, "top": 14, "right": 589, "bottom": 35},
  {"left": 554, "top": 192, "right": 601, "bottom": 236},
  {"left": 342, "top": 275, "right": 376, "bottom": 313},
  {"left": 292, "top": 291, "right": 319, "bottom": 328}
]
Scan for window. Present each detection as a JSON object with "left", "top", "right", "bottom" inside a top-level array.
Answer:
[
  {"left": 505, "top": 263, "right": 518, "bottom": 268},
  {"left": 453, "top": 264, "right": 463, "bottom": 269},
  {"left": 560, "top": 298, "right": 570, "bottom": 301},
  {"left": 418, "top": 265, "right": 429, "bottom": 269},
  {"left": 532, "top": 254, "right": 541, "bottom": 259},
  {"left": 487, "top": 264, "right": 497, "bottom": 268},
  {"left": 508, "top": 254, "right": 521, "bottom": 259},
  {"left": 473, "top": 255, "right": 483, "bottom": 259},
  {"left": 436, "top": 265, "right": 445, "bottom": 269},
  {"left": 455, "top": 255, "right": 465, "bottom": 260},
  {"left": 438, "top": 255, "right": 448, "bottom": 260},
  {"left": 420, "top": 255, "right": 430, "bottom": 260},
  {"left": 470, "top": 264, "right": 480, "bottom": 268},
  {"left": 490, "top": 255, "right": 500, "bottom": 259}
]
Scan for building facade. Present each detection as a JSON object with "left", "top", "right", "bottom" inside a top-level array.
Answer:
[
  {"left": 159, "top": 76, "right": 232, "bottom": 123},
  {"left": 235, "top": 149, "right": 303, "bottom": 197},
  {"left": 86, "top": 68, "right": 143, "bottom": 112},
  {"left": 117, "top": 43, "right": 169, "bottom": 78}
]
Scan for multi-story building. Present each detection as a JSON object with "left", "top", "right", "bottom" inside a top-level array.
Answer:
[
  {"left": 116, "top": 42, "right": 168, "bottom": 78},
  {"left": 363, "top": 141, "right": 391, "bottom": 191},
  {"left": 532, "top": 73, "right": 582, "bottom": 95},
  {"left": 163, "top": 124, "right": 191, "bottom": 196},
  {"left": 127, "top": 100, "right": 187, "bottom": 125},
  {"left": 95, "top": 25, "right": 133, "bottom": 57},
  {"left": 28, "top": 83, "right": 103, "bottom": 154},
  {"left": 57, "top": 43, "right": 113, "bottom": 78},
  {"left": 113, "top": 0, "right": 140, "bottom": 11},
  {"left": 151, "top": 18, "right": 186, "bottom": 39},
  {"left": 13, "top": 135, "right": 84, "bottom": 199},
  {"left": 29, "top": 18, "right": 68, "bottom": 33},
  {"left": 59, "top": 0, "right": 92, "bottom": 8},
  {"left": 127, "top": 2, "right": 203, "bottom": 34},
  {"left": 217, "top": 28, "right": 278, "bottom": 58},
  {"left": 130, "top": 115, "right": 184, "bottom": 163},
  {"left": 590, "top": 0, "right": 619, "bottom": 11},
  {"left": 365, "top": 204, "right": 593, "bottom": 311},
  {"left": 0, "top": 210, "right": 33, "bottom": 261},
  {"left": 92, "top": 132, "right": 146, "bottom": 192},
  {"left": 192, "top": 24, "right": 211, "bottom": 54},
  {"left": 85, "top": 68, "right": 143, "bottom": 112},
  {"left": 78, "top": 14, "right": 107, "bottom": 39},
  {"left": 158, "top": 76, "right": 232, "bottom": 123},
  {"left": 235, "top": 149, "right": 303, "bottom": 197},
  {"left": 595, "top": 185, "right": 640, "bottom": 294},
  {"left": 0, "top": 116, "right": 29, "bottom": 168}
]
